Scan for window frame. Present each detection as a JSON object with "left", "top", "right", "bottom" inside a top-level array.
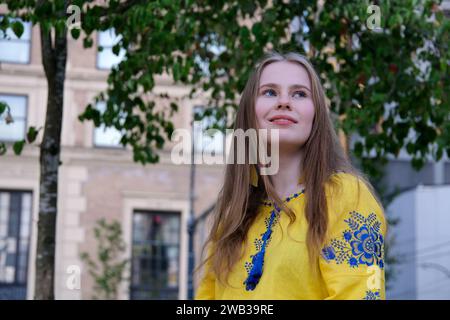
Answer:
[
  {"left": 0, "top": 16, "right": 32, "bottom": 65},
  {"left": 0, "top": 189, "right": 33, "bottom": 292},
  {"left": 92, "top": 101, "right": 126, "bottom": 149},
  {"left": 95, "top": 28, "right": 126, "bottom": 71},
  {"left": 192, "top": 105, "right": 226, "bottom": 155},
  {"left": 0, "top": 93, "right": 28, "bottom": 143},
  {"left": 129, "top": 209, "right": 181, "bottom": 300}
]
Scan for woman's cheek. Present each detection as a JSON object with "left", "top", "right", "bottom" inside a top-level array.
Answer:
[
  {"left": 255, "top": 100, "right": 271, "bottom": 127},
  {"left": 299, "top": 101, "right": 315, "bottom": 124},
  {"left": 254, "top": 108, "right": 264, "bottom": 128},
  {"left": 306, "top": 109, "right": 315, "bottom": 137}
]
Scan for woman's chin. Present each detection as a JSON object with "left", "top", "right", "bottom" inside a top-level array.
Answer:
[{"left": 267, "top": 136, "right": 306, "bottom": 149}]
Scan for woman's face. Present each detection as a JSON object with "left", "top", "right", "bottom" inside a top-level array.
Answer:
[{"left": 255, "top": 60, "right": 315, "bottom": 149}]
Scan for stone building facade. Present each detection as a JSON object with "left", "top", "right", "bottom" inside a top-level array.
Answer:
[{"left": 0, "top": 18, "right": 224, "bottom": 299}]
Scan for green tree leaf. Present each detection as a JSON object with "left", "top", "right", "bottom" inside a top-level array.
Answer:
[
  {"left": 0, "top": 101, "right": 6, "bottom": 115},
  {"left": 70, "top": 28, "right": 80, "bottom": 40},
  {"left": 12, "top": 20, "right": 24, "bottom": 38},
  {"left": 0, "top": 143, "right": 6, "bottom": 155},
  {"left": 26, "top": 126, "right": 39, "bottom": 143},
  {"left": 13, "top": 140, "right": 25, "bottom": 155}
]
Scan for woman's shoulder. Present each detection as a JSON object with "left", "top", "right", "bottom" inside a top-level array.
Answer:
[
  {"left": 323, "top": 172, "right": 387, "bottom": 269},
  {"left": 325, "top": 171, "right": 385, "bottom": 226},
  {"left": 326, "top": 171, "right": 364, "bottom": 196},
  {"left": 327, "top": 170, "right": 379, "bottom": 196},
  {"left": 329, "top": 170, "right": 359, "bottom": 183}
]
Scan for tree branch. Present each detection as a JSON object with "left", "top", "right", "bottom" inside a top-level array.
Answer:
[{"left": 37, "top": 0, "right": 55, "bottom": 80}]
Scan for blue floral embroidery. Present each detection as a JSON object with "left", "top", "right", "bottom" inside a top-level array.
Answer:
[
  {"left": 322, "top": 246, "right": 336, "bottom": 260},
  {"left": 321, "top": 211, "right": 384, "bottom": 269},
  {"left": 364, "top": 289, "right": 381, "bottom": 300},
  {"left": 244, "top": 189, "right": 305, "bottom": 291}
]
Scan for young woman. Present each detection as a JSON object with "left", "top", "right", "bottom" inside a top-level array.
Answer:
[{"left": 194, "top": 51, "right": 386, "bottom": 300}]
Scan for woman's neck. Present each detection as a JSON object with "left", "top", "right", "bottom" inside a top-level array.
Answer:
[{"left": 269, "top": 147, "right": 304, "bottom": 200}]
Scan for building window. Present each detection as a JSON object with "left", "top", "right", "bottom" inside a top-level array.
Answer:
[
  {"left": 97, "top": 29, "right": 126, "bottom": 70},
  {"left": 130, "top": 210, "right": 180, "bottom": 299},
  {"left": 0, "top": 94, "right": 27, "bottom": 142},
  {"left": 0, "top": 190, "right": 33, "bottom": 300},
  {"left": 193, "top": 106, "right": 226, "bottom": 155},
  {"left": 0, "top": 18, "right": 31, "bottom": 64},
  {"left": 93, "top": 101, "right": 123, "bottom": 148}
]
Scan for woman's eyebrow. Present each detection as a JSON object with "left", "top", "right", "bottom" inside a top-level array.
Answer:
[{"left": 259, "top": 83, "right": 311, "bottom": 91}]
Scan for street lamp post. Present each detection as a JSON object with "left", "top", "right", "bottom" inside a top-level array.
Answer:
[{"left": 187, "top": 117, "right": 196, "bottom": 300}]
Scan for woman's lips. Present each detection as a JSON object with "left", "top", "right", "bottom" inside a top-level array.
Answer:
[
  {"left": 270, "top": 119, "right": 296, "bottom": 125},
  {"left": 268, "top": 114, "right": 298, "bottom": 125}
]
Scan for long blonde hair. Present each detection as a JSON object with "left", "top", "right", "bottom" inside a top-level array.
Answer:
[{"left": 194, "top": 51, "right": 383, "bottom": 287}]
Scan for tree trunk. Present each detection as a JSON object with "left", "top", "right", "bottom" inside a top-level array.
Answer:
[{"left": 34, "top": 3, "right": 68, "bottom": 300}]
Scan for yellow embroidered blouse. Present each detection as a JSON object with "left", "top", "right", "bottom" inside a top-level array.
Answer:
[{"left": 194, "top": 172, "right": 386, "bottom": 300}]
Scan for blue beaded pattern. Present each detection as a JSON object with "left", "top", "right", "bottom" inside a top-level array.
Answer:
[
  {"left": 243, "top": 188, "right": 305, "bottom": 291},
  {"left": 261, "top": 189, "right": 305, "bottom": 207}
]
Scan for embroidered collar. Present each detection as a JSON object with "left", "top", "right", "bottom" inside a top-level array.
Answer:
[{"left": 261, "top": 188, "right": 306, "bottom": 207}]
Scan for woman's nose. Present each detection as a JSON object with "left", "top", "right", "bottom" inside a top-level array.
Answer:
[{"left": 277, "top": 94, "right": 291, "bottom": 109}]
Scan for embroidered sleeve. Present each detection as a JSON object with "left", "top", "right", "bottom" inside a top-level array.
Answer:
[
  {"left": 194, "top": 244, "right": 216, "bottom": 300},
  {"left": 320, "top": 176, "right": 386, "bottom": 300}
]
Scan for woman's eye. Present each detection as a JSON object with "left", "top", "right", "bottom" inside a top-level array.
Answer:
[
  {"left": 293, "top": 90, "right": 307, "bottom": 98},
  {"left": 263, "top": 89, "right": 276, "bottom": 97}
]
